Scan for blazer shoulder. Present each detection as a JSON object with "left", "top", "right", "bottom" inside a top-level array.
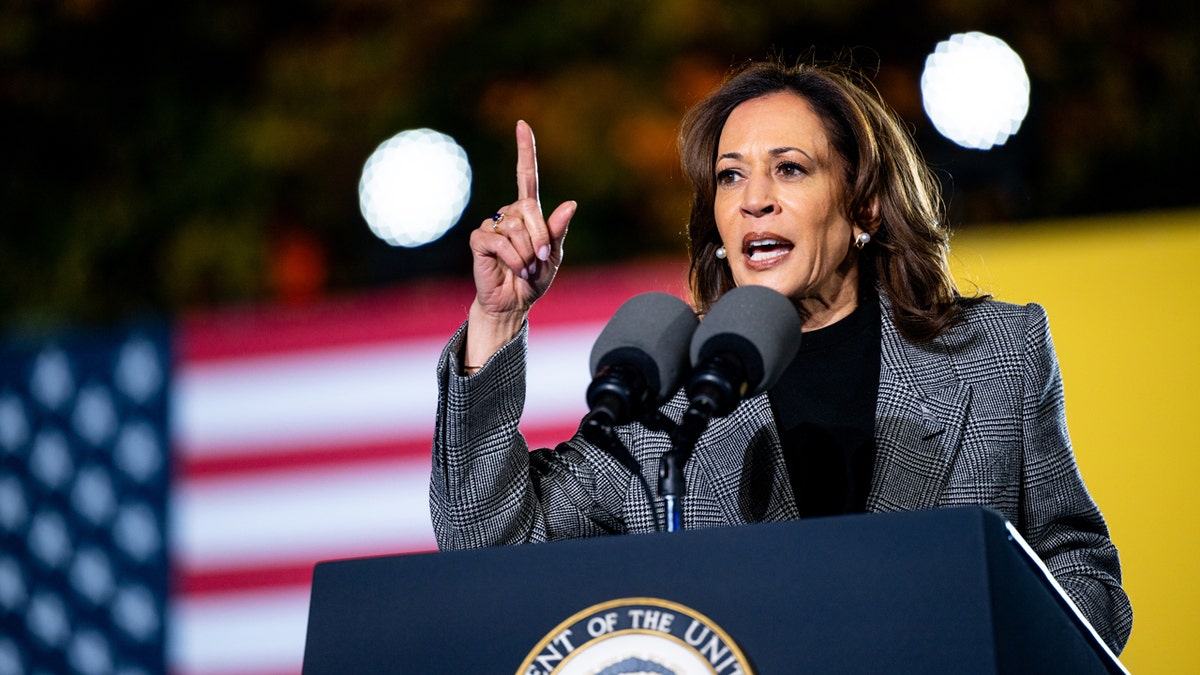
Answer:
[
  {"left": 882, "top": 297, "right": 1052, "bottom": 392},
  {"left": 877, "top": 289, "right": 1047, "bottom": 349},
  {"left": 955, "top": 296, "right": 1044, "bottom": 324},
  {"left": 940, "top": 297, "right": 1050, "bottom": 349}
]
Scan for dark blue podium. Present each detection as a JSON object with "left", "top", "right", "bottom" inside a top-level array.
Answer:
[{"left": 302, "top": 507, "right": 1125, "bottom": 674}]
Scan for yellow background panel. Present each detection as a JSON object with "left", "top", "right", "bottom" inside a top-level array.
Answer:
[{"left": 948, "top": 209, "right": 1200, "bottom": 673}]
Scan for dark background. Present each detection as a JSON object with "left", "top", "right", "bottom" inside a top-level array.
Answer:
[{"left": 2, "top": 0, "right": 1196, "bottom": 328}]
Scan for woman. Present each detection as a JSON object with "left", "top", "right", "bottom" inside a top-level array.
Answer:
[{"left": 429, "top": 60, "right": 1132, "bottom": 653}]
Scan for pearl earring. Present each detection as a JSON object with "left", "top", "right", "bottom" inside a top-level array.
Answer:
[
  {"left": 715, "top": 246, "right": 727, "bottom": 260},
  {"left": 854, "top": 232, "right": 871, "bottom": 249}
]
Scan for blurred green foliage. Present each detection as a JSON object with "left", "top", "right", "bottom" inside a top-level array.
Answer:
[{"left": 1, "top": 0, "right": 1197, "bottom": 327}]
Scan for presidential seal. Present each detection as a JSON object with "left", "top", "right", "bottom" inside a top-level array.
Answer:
[{"left": 517, "top": 597, "right": 754, "bottom": 675}]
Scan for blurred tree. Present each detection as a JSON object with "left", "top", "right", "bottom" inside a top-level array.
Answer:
[{"left": 1, "top": 0, "right": 1196, "bottom": 327}]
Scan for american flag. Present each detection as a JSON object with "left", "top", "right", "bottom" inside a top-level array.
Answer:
[{"left": 1, "top": 261, "right": 688, "bottom": 675}]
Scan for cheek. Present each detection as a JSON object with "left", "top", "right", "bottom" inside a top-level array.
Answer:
[
  {"left": 802, "top": 237, "right": 847, "bottom": 282},
  {"left": 818, "top": 226, "right": 849, "bottom": 260},
  {"left": 712, "top": 193, "right": 734, "bottom": 221},
  {"left": 712, "top": 201, "right": 737, "bottom": 242}
]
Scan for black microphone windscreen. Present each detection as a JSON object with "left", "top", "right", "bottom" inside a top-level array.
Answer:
[
  {"left": 689, "top": 285, "right": 802, "bottom": 396},
  {"left": 589, "top": 292, "right": 699, "bottom": 403}
]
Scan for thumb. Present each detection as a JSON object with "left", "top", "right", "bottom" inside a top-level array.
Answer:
[{"left": 544, "top": 200, "right": 576, "bottom": 262}]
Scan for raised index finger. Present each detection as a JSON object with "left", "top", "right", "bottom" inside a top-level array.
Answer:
[{"left": 515, "top": 120, "right": 539, "bottom": 204}]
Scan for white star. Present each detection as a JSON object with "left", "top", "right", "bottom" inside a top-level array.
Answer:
[
  {"left": 0, "top": 392, "right": 29, "bottom": 452},
  {"left": 28, "top": 510, "right": 73, "bottom": 569},
  {"left": 0, "top": 475, "right": 29, "bottom": 533},
  {"left": 26, "top": 591, "right": 70, "bottom": 648},
  {"left": 30, "top": 429, "right": 74, "bottom": 491},
  {"left": 71, "top": 465, "right": 117, "bottom": 527},
  {"left": 115, "top": 337, "right": 164, "bottom": 404},
  {"left": 0, "top": 555, "right": 28, "bottom": 613},
  {"left": 68, "top": 629, "right": 113, "bottom": 675},
  {"left": 113, "top": 504, "right": 160, "bottom": 563},
  {"left": 73, "top": 384, "right": 118, "bottom": 447},
  {"left": 69, "top": 546, "right": 116, "bottom": 605},
  {"left": 113, "top": 583, "right": 160, "bottom": 642},
  {"left": 114, "top": 422, "right": 162, "bottom": 484},
  {"left": 30, "top": 348, "right": 74, "bottom": 411}
]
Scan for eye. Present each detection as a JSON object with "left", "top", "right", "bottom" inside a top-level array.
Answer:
[
  {"left": 777, "top": 161, "right": 807, "bottom": 177},
  {"left": 715, "top": 168, "right": 741, "bottom": 185}
]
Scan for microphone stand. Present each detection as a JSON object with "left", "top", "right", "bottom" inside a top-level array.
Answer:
[
  {"left": 582, "top": 414, "right": 664, "bottom": 533},
  {"left": 658, "top": 354, "right": 742, "bottom": 533},
  {"left": 657, "top": 406, "right": 710, "bottom": 532}
]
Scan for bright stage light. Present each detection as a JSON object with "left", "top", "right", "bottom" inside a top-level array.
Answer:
[
  {"left": 921, "top": 32, "right": 1030, "bottom": 150},
  {"left": 358, "top": 129, "right": 472, "bottom": 247}
]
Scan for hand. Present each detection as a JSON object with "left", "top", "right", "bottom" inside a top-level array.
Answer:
[{"left": 465, "top": 120, "right": 576, "bottom": 368}]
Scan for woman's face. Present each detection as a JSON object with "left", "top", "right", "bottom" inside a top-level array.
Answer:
[{"left": 713, "top": 91, "right": 863, "bottom": 327}]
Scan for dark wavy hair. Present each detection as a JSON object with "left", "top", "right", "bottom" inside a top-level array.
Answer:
[{"left": 679, "top": 58, "right": 986, "bottom": 342}]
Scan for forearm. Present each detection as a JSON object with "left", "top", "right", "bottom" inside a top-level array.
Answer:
[
  {"left": 462, "top": 299, "right": 527, "bottom": 374},
  {"left": 1019, "top": 303, "right": 1132, "bottom": 652},
  {"left": 1020, "top": 443, "right": 1132, "bottom": 653},
  {"left": 1034, "top": 521, "right": 1132, "bottom": 654},
  {"left": 430, "top": 322, "right": 548, "bottom": 549}
]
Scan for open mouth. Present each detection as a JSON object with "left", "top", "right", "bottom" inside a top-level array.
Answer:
[{"left": 744, "top": 237, "right": 794, "bottom": 262}]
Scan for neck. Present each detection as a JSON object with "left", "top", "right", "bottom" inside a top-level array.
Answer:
[{"left": 798, "top": 262, "right": 860, "bottom": 332}]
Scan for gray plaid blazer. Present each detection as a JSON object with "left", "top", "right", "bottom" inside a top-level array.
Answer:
[{"left": 430, "top": 294, "right": 1132, "bottom": 653}]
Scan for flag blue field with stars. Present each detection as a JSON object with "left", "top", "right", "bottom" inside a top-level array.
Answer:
[{"left": 1, "top": 322, "right": 170, "bottom": 675}]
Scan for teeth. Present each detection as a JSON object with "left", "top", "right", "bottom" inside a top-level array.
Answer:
[
  {"left": 745, "top": 238, "right": 791, "bottom": 261},
  {"left": 749, "top": 248, "right": 788, "bottom": 261}
]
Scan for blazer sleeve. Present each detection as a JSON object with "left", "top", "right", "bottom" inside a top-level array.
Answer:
[
  {"left": 428, "top": 322, "right": 632, "bottom": 551},
  {"left": 1018, "top": 303, "right": 1134, "bottom": 654}
]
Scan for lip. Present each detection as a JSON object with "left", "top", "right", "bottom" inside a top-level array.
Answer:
[{"left": 740, "top": 232, "right": 794, "bottom": 271}]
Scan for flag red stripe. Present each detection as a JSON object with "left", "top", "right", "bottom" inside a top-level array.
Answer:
[
  {"left": 176, "top": 544, "right": 437, "bottom": 596},
  {"left": 176, "top": 437, "right": 432, "bottom": 481},
  {"left": 176, "top": 563, "right": 314, "bottom": 595},
  {"left": 176, "top": 281, "right": 476, "bottom": 363},
  {"left": 176, "top": 424, "right": 585, "bottom": 481},
  {"left": 177, "top": 259, "right": 688, "bottom": 363}
]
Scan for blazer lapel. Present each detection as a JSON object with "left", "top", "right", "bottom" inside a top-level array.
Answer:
[
  {"left": 869, "top": 365, "right": 971, "bottom": 512},
  {"left": 690, "top": 393, "right": 800, "bottom": 525},
  {"left": 868, "top": 302, "right": 972, "bottom": 513}
]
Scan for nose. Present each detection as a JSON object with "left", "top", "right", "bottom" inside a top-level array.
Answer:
[{"left": 740, "top": 172, "right": 777, "bottom": 217}]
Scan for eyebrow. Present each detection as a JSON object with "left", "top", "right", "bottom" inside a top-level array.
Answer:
[{"left": 717, "top": 146, "right": 815, "bottom": 162}]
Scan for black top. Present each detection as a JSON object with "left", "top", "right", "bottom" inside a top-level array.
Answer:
[{"left": 768, "top": 291, "right": 882, "bottom": 517}]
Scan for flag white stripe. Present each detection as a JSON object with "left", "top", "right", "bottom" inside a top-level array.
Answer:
[
  {"left": 169, "top": 587, "right": 311, "bottom": 675},
  {"left": 173, "top": 324, "right": 600, "bottom": 458},
  {"left": 173, "top": 338, "right": 445, "bottom": 455},
  {"left": 172, "top": 457, "right": 435, "bottom": 570},
  {"left": 525, "top": 323, "right": 600, "bottom": 424}
]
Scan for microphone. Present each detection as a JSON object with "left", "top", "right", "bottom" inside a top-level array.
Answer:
[
  {"left": 685, "top": 285, "right": 802, "bottom": 419},
  {"left": 660, "top": 285, "right": 801, "bottom": 532},
  {"left": 584, "top": 292, "right": 699, "bottom": 431}
]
